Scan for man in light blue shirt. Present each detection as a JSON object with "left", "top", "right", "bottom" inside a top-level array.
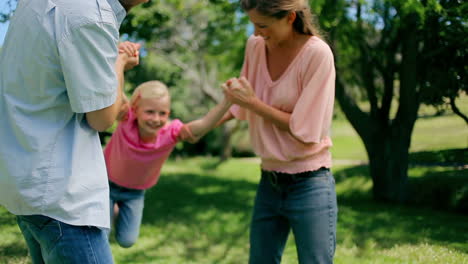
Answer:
[{"left": 0, "top": 0, "right": 148, "bottom": 263}]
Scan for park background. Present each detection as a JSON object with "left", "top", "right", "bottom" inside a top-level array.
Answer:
[{"left": 0, "top": 0, "right": 467, "bottom": 263}]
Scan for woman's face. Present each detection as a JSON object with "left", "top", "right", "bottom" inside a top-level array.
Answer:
[
  {"left": 134, "top": 96, "right": 170, "bottom": 140},
  {"left": 247, "top": 9, "right": 294, "bottom": 47}
]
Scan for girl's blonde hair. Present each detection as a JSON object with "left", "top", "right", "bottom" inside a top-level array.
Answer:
[
  {"left": 130, "top": 80, "right": 170, "bottom": 105},
  {"left": 240, "top": 0, "right": 322, "bottom": 38}
]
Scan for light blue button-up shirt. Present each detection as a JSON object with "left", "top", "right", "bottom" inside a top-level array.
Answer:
[{"left": 0, "top": 0, "right": 126, "bottom": 228}]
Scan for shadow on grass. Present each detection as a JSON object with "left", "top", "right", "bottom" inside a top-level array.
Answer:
[
  {"left": 115, "top": 170, "right": 258, "bottom": 263},
  {"left": 334, "top": 165, "right": 468, "bottom": 254},
  {"left": 408, "top": 168, "right": 468, "bottom": 213},
  {"left": 409, "top": 148, "right": 468, "bottom": 166},
  {"left": 0, "top": 241, "right": 28, "bottom": 261},
  {"left": 142, "top": 172, "right": 258, "bottom": 225},
  {"left": 0, "top": 213, "right": 28, "bottom": 262}
]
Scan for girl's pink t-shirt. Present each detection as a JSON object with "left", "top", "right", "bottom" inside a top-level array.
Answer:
[
  {"left": 104, "top": 110, "right": 190, "bottom": 190},
  {"left": 231, "top": 35, "right": 336, "bottom": 174}
]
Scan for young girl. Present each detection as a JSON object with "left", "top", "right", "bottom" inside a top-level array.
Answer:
[{"left": 104, "top": 79, "right": 231, "bottom": 248}]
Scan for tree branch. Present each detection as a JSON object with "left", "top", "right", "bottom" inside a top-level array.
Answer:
[
  {"left": 335, "top": 72, "right": 371, "bottom": 140},
  {"left": 449, "top": 96, "right": 468, "bottom": 125}
]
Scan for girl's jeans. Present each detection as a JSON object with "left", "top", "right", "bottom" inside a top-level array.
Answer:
[
  {"left": 108, "top": 181, "right": 145, "bottom": 248},
  {"left": 249, "top": 168, "right": 338, "bottom": 264},
  {"left": 17, "top": 215, "right": 113, "bottom": 264}
]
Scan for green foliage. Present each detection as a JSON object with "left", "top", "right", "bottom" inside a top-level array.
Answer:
[{"left": 419, "top": 0, "right": 468, "bottom": 107}]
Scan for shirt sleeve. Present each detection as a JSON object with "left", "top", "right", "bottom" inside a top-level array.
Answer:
[
  {"left": 58, "top": 21, "right": 119, "bottom": 113},
  {"left": 230, "top": 35, "right": 258, "bottom": 121},
  {"left": 168, "top": 119, "right": 185, "bottom": 142},
  {"left": 289, "top": 42, "right": 336, "bottom": 144}
]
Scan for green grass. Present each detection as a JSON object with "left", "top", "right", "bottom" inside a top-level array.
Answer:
[{"left": 1, "top": 158, "right": 467, "bottom": 264}]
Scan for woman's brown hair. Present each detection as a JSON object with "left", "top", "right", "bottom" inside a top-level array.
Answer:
[{"left": 240, "top": 0, "right": 322, "bottom": 37}]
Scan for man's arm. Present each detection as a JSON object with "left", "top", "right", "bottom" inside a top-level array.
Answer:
[{"left": 86, "top": 42, "right": 140, "bottom": 131}]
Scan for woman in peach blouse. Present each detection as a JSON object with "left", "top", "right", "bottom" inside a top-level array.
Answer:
[{"left": 221, "top": 0, "right": 337, "bottom": 263}]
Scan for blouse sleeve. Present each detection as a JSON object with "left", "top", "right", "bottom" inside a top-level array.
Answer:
[
  {"left": 230, "top": 35, "right": 258, "bottom": 121},
  {"left": 289, "top": 41, "right": 336, "bottom": 144}
]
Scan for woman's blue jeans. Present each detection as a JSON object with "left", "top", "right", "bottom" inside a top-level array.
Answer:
[
  {"left": 249, "top": 169, "right": 338, "bottom": 264},
  {"left": 108, "top": 181, "right": 145, "bottom": 248},
  {"left": 17, "top": 215, "right": 113, "bottom": 264}
]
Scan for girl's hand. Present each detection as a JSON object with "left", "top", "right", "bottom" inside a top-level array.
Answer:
[
  {"left": 224, "top": 77, "right": 256, "bottom": 108},
  {"left": 118, "top": 41, "right": 139, "bottom": 56},
  {"left": 118, "top": 41, "right": 141, "bottom": 71}
]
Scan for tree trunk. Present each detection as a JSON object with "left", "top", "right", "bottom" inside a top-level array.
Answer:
[
  {"left": 220, "top": 125, "right": 233, "bottom": 161},
  {"left": 364, "top": 123, "right": 412, "bottom": 203},
  {"left": 365, "top": 15, "right": 420, "bottom": 203},
  {"left": 219, "top": 120, "right": 241, "bottom": 161},
  {"left": 334, "top": 11, "right": 421, "bottom": 204}
]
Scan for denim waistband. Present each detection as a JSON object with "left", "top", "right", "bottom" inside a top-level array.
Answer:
[
  {"left": 109, "top": 181, "right": 144, "bottom": 193},
  {"left": 262, "top": 167, "right": 330, "bottom": 185}
]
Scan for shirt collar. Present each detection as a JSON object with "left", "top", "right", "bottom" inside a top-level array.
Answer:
[{"left": 106, "top": 0, "right": 126, "bottom": 26}]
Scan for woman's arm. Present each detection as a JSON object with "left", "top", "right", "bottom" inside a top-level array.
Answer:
[
  {"left": 225, "top": 77, "right": 317, "bottom": 145},
  {"left": 224, "top": 77, "right": 291, "bottom": 132}
]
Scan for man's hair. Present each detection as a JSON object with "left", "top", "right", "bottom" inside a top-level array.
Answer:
[{"left": 118, "top": 0, "right": 137, "bottom": 12}]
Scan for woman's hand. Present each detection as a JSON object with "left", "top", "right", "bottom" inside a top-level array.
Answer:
[
  {"left": 223, "top": 77, "right": 257, "bottom": 109},
  {"left": 223, "top": 77, "right": 292, "bottom": 132}
]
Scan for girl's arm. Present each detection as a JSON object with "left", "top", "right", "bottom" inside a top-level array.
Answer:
[
  {"left": 116, "top": 95, "right": 130, "bottom": 121},
  {"left": 216, "top": 111, "right": 235, "bottom": 127},
  {"left": 182, "top": 98, "right": 233, "bottom": 143}
]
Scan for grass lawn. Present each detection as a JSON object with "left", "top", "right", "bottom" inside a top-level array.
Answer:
[{"left": 1, "top": 158, "right": 467, "bottom": 264}]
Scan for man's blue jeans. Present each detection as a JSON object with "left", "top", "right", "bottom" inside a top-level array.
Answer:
[
  {"left": 108, "top": 181, "right": 145, "bottom": 248},
  {"left": 17, "top": 215, "right": 113, "bottom": 264},
  {"left": 249, "top": 169, "right": 338, "bottom": 264}
]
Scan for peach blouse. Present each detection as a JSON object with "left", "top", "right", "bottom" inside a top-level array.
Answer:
[{"left": 231, "top": 35, "right": 335, "bottom": 173}]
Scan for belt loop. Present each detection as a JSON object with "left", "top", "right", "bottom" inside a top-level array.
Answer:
[
  {"left": 267, "top": 171, "right": 281, "bottom": 192},
  {"left": 271, "top": 171, "right": 278, "bottom": 186},
  {"left": 291, "top": 174, "right": 298, "bottom": 182}
]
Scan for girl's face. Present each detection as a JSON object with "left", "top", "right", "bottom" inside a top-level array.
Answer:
[
  {"left": 247, "top": 9, "right": 294, "bottom": 48},
  {"left": 133, "top": 96, "right": 170, "bottom": 141}
]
